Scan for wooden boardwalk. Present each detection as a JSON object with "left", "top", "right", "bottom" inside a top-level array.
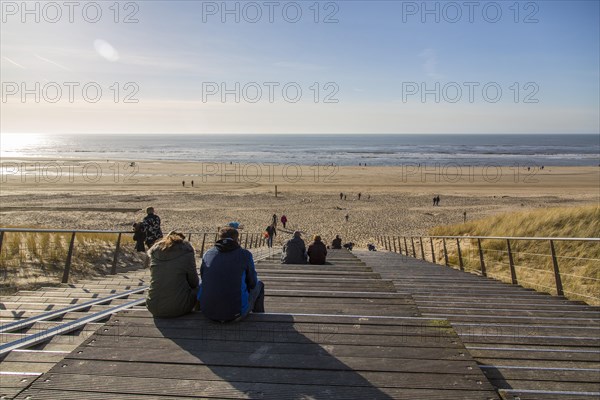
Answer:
[
  {"left": 5, "top": 250, "right": 499, "bottom": 399},
  {"left": 354, "top": 251, "right": 600, "bottom": 400}
]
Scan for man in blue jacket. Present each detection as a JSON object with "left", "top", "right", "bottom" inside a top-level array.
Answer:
[{"left": 198, "top": 226, "right": 265, "bottom": 322}]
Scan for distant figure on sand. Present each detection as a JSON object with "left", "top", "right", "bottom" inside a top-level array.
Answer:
[
  {"left": 367, "top": 243, "right": 377, "bottom": 251},
  {"left": 272, "top": 214, "right": 277, "bottom": 226},
  {"left": 344, "top": 195, "right": 347, "bottom": 200},
  {"left": 436, "top": 195, "right": 441, "bottom": 206},
  {"left": 343, "top": 242, "right": 355, "bottom": 251},
  {"left": 142, "top": 207, "right": 163, "bottom": 249},
  {"left": 358, "top": 192, "right": 362, "bottom": 200},
  {"left": 345, "top": 213, "right": 349, "bottom": 222},
  {"left": 182, "top": 180, "right": 185, "bottom": 187},
  {"left": 331, "top": 235, "right": 342, "bottom": 249},
  {"left": 281, "top": 231, "right": 307, "bottom": 264},
  {"left": 307, "top": 235, "right": 327, "bottom": 265},
  {"left": 191, "top": 180, "right": 194, "bottom": 187},
  {"left": 340, "top": 192, "right": 343, "bottom": 200},
  {"left": 280, "top": 214, "right": 288, "bottom": 229},
  {"left": 198, "top": 227, "right": 265, "bottom": 322},
  {"left": 146, "top": 232, "right": 199, "bottom": 318},
  {"left": 265, "top": 224, "right": 276, "bottom": 248}
]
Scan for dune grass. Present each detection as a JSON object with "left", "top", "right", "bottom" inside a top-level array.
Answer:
[
  {"left": 428, "top": 205, "right": 600, "bottom": 305},
  {"left": 0, "top": 228, "right": 144, "bottom": 293}
]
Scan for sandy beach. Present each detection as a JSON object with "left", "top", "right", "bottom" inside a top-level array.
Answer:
[{"left": 1, "top": 159, "right": 598, "bottom": 247}]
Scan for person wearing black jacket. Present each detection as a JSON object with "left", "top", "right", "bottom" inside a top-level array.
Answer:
[{"left": 198, "top": 227, "right": 265, "bottom": 322}]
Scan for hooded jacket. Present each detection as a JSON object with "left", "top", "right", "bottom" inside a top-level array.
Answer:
[
  {"left": 307, "top": 240, "right": 327, "bottom": 265},
  {"left": 281, "top": 236, "right": 307, "bottom": 264},
  {"left": 199, "top": 239, "right": 258, "bottom": 321},
  {"left": 146, "top": 241, "right": 199, "bottom": 318}
]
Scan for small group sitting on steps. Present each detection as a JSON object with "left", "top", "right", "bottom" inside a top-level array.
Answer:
[{"left": 146, "top": 227, "right": 265, "bottom": 320}]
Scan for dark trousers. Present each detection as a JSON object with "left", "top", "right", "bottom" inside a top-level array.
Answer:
[{"left": 242, "top": 281, "right": 265, "bottom": 318}]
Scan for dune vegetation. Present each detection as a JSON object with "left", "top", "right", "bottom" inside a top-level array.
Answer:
[{"left": 429, "top": 205, "right": 600, "bottom": 305}]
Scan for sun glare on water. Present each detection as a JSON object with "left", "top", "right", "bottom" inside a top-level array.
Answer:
[{"left": 0, "top": 133, "right": 44, "bottom": 157}]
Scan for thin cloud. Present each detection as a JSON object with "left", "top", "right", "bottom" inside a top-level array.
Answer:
[
  {"left": 2, "top": 57, "right": 25, "bottom": 69},
  {"left": 34, "top": 54, "right": 72, "bottom": 72},
  {"left": 419, "top": 48, "right": 443, "bottom": 79}
]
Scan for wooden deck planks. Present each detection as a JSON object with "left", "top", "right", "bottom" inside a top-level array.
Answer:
[
  {"left": 354, "top": 250, "right": 600, "bottom": 400},
  {"left": 8, "top": 249, "right": 500, "bottom": 400}
]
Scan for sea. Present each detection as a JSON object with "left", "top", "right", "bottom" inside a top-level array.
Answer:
[{"left": 1, "top": 134, "right": 599, "bottom": 167}]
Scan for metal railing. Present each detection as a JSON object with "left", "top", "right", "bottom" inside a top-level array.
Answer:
[
  {"left": 377, "top": 235, "right": 600, "bottom": 305},
  {"left": 0, "top": 227, "right": 270, "bottom": 284}
]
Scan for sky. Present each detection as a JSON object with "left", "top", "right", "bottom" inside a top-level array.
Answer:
[{"left": 1, "top": 0, "right": 599, "bottom": 134}]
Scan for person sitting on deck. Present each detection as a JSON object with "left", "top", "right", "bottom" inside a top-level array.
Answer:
[
  {"left": 198, "top": 227, "right": 265, "bottom": 322},
  {"left": 146, "top": 232, "right": 199, "bottom": 318},
  {"left": 281, "top": 231, "right": 308, "bottom": 264},
  {"left": 331, "top": 235, "right": 342, "bottom": 249},
  {"left": 307, "top": 235, "right": 327, "bottom": 265}
]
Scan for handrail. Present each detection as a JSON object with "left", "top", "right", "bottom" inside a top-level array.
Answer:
[
  {"left": 377, "top": 234, "right": 600, "bottom": 306},
  {"left": 0, "top": 227, "right": 271, "bottom": 284},
  {"left": 408, "top": 235, "right": 600, "bottom": 242}
]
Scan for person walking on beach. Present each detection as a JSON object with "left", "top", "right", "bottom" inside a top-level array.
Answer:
[
  {"left": 340, "top": 192, "right": 343, "bottom": 200},
  {"left": 272, "top": 214, "right": 277, "bottom": 226},
  {"left": 307, "top": 235, "right": 328, "bottom": 265},
  {"left": 191, "top": 180, "right": 194, "bottom": 187},
  {"left": 345, "top": 213, "right": 349, "bottom": 222},
  {"left": 331, "top": 235, "right": 342, "bottom": 249},
  {"left": 436, "top": 195, "right": 441, "bottom": 206},
  {"left": 432, "top": 196, "right": 436, "bottom": 207},
  {"left": 265, "top": 224, "right": 277, "bottom": 248},
  {"left": 182, "top": 180, "right": 185, "bottom": 187},
  {"left": 146, "top": 232, "right": 199, "bottom": 318},
  {"left": 358, "top": 192, "right": 362, "bottom": 200},
  {"left": 281, "top": 231, "right": 307, "bottom": 264},
  {"left": 198, "top": 227, "right": 265, "bottom": 322},
  {"left": 142, "top": 207, "right": 163, "bottom": 249},
  {"left": 280, "top": 214, "right": 288, "bottom": 229},
  {"left": 344, "top": 195, "right": 347, "bottom": 200}
]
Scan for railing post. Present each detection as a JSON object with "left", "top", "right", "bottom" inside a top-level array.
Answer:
[
  {"left": 411, "top": 237, "right": 416, "bottom": 258},
  {"left": 249, "top": 234, "right": 254, "bottom": 249},
  {"left": 393, "top": 237, "right": 397, "bottom": 253},
  {"left": 456, "top": 238, "right": 464, "bottom": 271},
  {"left": 244, "top": 233, "right": 249, "bottom": 249},
  {"left": 387, "top": 237, "right": 392, "bottom": 251},
  {"left": 188, "top": 233, "right": 192, "bottom": 241},
  {"left": 477, "top": 238, "right": 487, "bottom": 277},
  {"left": 0, "top": 231, "right": 4, "bottom": 255},
  {"left": 110, "top": 233, "right": 122, "bottom": 275},
  {"left": 62, "top": 232, "right": 76, "bottom": 284},
  {"left": 550, "top": 240, "right": 564, "bottom": 296},
  {"left": 430, "top": 237, "right": 436, "bottom": 263},
  {"left": 397, "top": 236, "right": 402, "bottom": 255},
  {"left": 507, "top": 239, "right": 517, "bottom": 284},
  {"left": 200, "top": 233, "right": 207, "bottom": 256},
  {"left": 442, "top": 238, "right": 449, "bottom": 267},
  {"left": 419, "top": 237, "right": 425, "bottom": 260},
  {"left": 383, "top": 237, "right": 388, "bottom": 250},
  {"left": 404, "top": 237, "right": 409, "bottom": 257}
]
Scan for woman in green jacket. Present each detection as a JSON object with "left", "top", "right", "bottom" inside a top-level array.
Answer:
[{"left": 146, "top": 232, "right": 199, "bottom": 318}]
